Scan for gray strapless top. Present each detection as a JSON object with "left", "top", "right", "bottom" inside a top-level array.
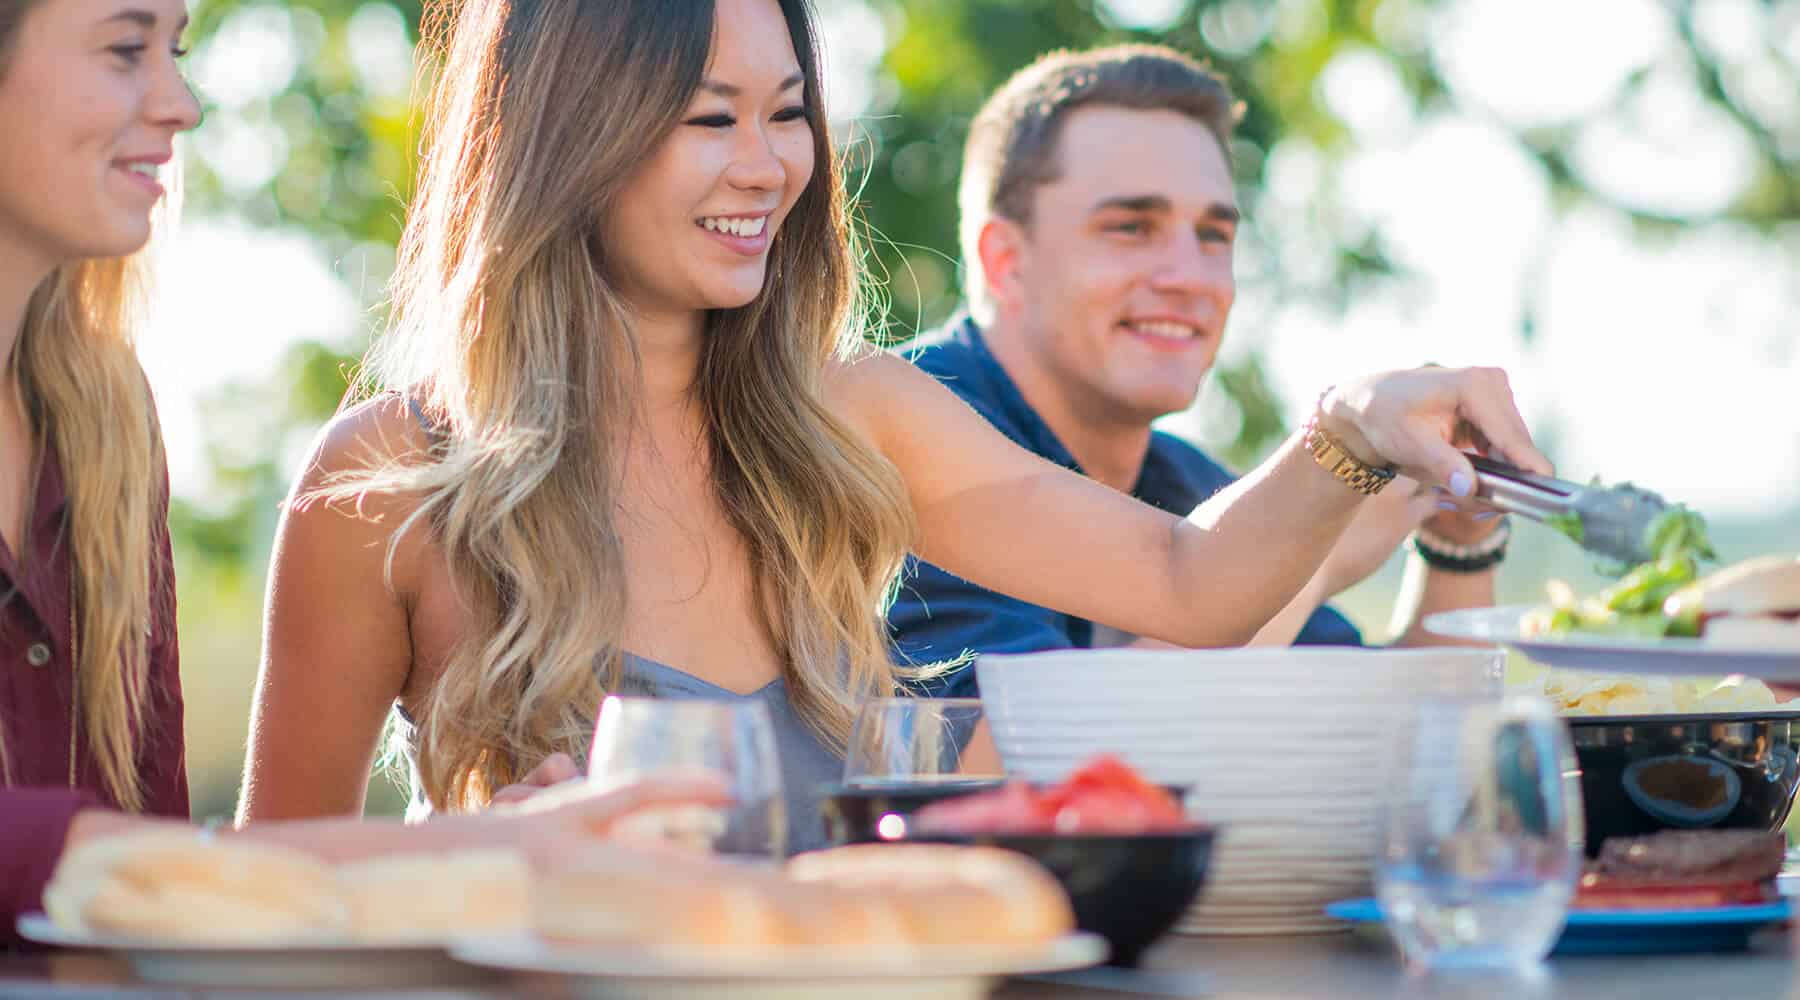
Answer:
[{"left": 396, "top": 652, "right": 843, "bottom": 854}]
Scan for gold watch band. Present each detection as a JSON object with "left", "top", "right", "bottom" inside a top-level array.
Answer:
[{"left": 1303, "top": 415, "right": 1395, "bottom": 496}]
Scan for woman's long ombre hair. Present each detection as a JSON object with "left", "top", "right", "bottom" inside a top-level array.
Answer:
[
  {"left": 0, "top": 5, "right": 173, "bottom": 813},
  {"left": 351, "top": 0, "right": 916, "bottom": 810}
]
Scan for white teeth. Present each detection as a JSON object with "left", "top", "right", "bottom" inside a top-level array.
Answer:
[
  {"left": 698, "top": 216, "right": 766, "bottom": 238},
  {"left": 1129, "top": 321, "right": 1196, "bottom": 340},
  {"left": 124, "top": 163, "right": 158, "bottom": 179}
]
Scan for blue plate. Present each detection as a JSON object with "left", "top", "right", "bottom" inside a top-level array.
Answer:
[{"left": 1325, "top": 897, "right": 1792, "bottom": 956}]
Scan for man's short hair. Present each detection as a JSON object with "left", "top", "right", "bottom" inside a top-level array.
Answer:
[{"left": 958, "top": 44, "right": 1243, "bottom": 322}]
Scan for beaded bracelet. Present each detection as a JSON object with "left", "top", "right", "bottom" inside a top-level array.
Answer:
[{"left": 1411, "top": 517, "right": 1511, "bottom": 574}]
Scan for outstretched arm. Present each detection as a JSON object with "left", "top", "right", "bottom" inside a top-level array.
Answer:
[{"left": 836, "top": 355, "right": 1545, "bottom": 649}]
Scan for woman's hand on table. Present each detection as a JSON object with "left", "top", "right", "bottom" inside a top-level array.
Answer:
[
  {"left": 490, "top": 752, "right": 582, "bottom": 806},
  {"left": 470, "top": 772, "right": 732, "bottom": 865}
]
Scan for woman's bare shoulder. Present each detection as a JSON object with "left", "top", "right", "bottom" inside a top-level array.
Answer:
[
  {"left": 274, "top": 394, "right": 441, "bottom": 605},
  {"left": 282, "top": 393, "right": 442, "bottom": 561},
  {"left": 823, "top": 345, "right": 976, "bottom": 452},
  {"left": 305, "top": 394, "right": 434, "bottom": 479},
  {"left": 820, "top": 347, "right": 937, "bottom": 447}
]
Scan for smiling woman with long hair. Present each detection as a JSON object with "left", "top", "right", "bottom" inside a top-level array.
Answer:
[
  {"left": 0, "top": 0, "right": 761, "bottom": 947},
  {"left": 240, "top": 0, "right": 1549, "bottom": 849},
  {"left": 0, "top": 0, "right": 197, "bottom": 830}
]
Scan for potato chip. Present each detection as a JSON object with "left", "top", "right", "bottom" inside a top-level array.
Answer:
[
  {"left": 1588, "top": 690, "right": 1661, "bottom": 716},
  {"left": 1690, "top": 676, "right": 1777, "bottom": 712},
  {"left": 1516, "top": 670, "right": 1791, "bottom": 717},
  {"left": 1539, "top": 671, "right": 1670, "bottom": 716}
]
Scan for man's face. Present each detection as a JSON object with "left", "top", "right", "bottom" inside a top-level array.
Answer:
[{"left": 1002, "top": 105, "right": 1238, "bottom": 427}]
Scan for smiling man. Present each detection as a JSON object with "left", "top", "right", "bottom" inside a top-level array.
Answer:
[{"left": 890, "top": 45, "right": 1511, "bottom": 690}]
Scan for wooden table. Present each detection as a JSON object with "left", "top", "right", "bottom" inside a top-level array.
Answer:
[{"left": 5, "top": 929, "right": 1797, "bottom": 998}]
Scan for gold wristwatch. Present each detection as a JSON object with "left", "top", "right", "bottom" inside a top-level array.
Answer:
[{"left": 1303, "top": 403, "right": 1395, "bottom": 496}]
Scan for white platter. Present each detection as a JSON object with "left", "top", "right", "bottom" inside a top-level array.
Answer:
[
  {"left": 15, "top": 913, "right": 491, "bottom": 990},
  {"left": 448, "top": 931, "right": 1108, "bottom": 1000},
  {"left": 1425, "top": 605, "right": 1800, "bottom": 680}
]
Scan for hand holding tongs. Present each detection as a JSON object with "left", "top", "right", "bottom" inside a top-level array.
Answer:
[{"left": 1461, "top": 453, "right": 1671, "bottom": 565}]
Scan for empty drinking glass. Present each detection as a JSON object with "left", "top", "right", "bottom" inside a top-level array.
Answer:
[
  {"left": 843, "top": 697, "right": 1001, "bottom": 787},
  {"left": 1376, "top": 695, "right": 1583, "bottom": 969},
  {"left": 817, "top": 698, "right": 1004, "bottom": 845},
  {"left": 587, "top": 696, "right": 786, "bottom": 858}
]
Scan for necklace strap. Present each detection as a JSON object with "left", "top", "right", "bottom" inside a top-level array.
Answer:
[{"left": 67, "top": 560, "right": 77, "bottom": 789}]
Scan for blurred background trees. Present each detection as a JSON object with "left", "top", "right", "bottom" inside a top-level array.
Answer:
[{"left": 166, "top": 0, "right": 1800, "bottom": 816}]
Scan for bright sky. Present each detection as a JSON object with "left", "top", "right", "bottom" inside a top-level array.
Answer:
[{"left": 140, "top": 0, "right": 1800, "bottom": 517}]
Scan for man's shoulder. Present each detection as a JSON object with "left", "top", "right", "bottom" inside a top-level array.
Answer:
[
  {"left": 896, "top": 316, "right": 1039, "bottom": 446},
  {"left": 902, "top": 315, "right": 986, "bottom": 380}
]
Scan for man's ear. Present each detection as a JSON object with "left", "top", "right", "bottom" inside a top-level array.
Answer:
[{"left": 976, "top": 216, "right": 1029, "bottom": 318}]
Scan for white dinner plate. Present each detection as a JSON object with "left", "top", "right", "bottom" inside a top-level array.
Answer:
[
  {"left": 448, "top": 931, "right": 1108, "bottom": 1000},
  {"left": 1424, "top": 606, "right": 1800, "bottom": 680},
  {"left": 15, "top": 913, "right": 490, "bottom": 990}
]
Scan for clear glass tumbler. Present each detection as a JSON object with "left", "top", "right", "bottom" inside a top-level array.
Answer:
[
  {"left": 843, "top": 697, "right": 1000, "bottom": 787},
  {"left": 588, "top": 696, "right": 786, "bottom": 858},
  {"left": 1376, "top": 695, "right": 1584, "bottom": 969}
]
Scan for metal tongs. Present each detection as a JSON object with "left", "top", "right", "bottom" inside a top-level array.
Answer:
[{"left": 1464, "top": 453, "right": 1670, "bottom": 564}]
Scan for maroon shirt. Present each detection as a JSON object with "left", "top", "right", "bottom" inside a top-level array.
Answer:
[{"left": 1, "top": 447, "right": 186, "bottom": 947}]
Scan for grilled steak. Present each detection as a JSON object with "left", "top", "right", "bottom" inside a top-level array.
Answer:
[{"left": 1593, "top": 830, "right": 1785, "bottom": 884}]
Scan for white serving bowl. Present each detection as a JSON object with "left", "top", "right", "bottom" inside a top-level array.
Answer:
[{"left": 977, "top": 646, "right": 1503, "bottom": 935}]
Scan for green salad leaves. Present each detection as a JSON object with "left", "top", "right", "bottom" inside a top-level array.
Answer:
[
  {"left": 1528, "top": 505, "right": 1717, "bottom": 639},
  {"left": 1545, "top": 512, "right": 1585, "bottom": 545}
]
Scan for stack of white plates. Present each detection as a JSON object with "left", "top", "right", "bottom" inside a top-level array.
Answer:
[{"left": 976, "top": 646, "right": 1503, "bottom": 936}]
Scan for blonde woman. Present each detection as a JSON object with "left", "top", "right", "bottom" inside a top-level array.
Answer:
[
  {"left": 0, "top": 0, "right": 731, "bottom": 944},
  {"left": 241, "top": 0, "right": 1548, "bottom": 850},
  {"left": 0, "top": 0, "right": 201, "bottom": 866}
]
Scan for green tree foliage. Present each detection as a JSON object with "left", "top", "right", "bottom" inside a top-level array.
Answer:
[{"left": 177, "top": 0, "right": 1800, "bottom": 508}]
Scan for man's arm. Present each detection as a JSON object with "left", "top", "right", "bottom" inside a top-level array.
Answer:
[
  {"left": 1240, "top": 484, "right": 1435, "bottom": 646},
  {"left": 1237, "top": 493, "right": 1501, "bottom": 648},
  {"left": 1387, "top": 515, "right": 1505, "bottom": 647}
]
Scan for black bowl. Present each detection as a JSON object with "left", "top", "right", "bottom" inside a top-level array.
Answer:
[
  {"left": 910, "top": 828, "right": 1215, "bottom": 967},
  {"left": 819, "top": 781, "right": 1192, "bottom": 847},
  {"left": 819, "top": 780, "right": 1007, "bottom": 846},
  {"left": 1569, "top": 711, "right": 1800, "bottom": 856}
]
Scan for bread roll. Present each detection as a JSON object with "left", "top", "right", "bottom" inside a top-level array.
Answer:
[
  {"left": 786, "top": 844, "right": 1074, "bottom": 946},
  {"left": 532, "top": 843, "right": 790, "bottom": 951},
  {"left": 45, "top": 831, "right": 348, "bottom": 943},
  {"left": 1665, "top": 555, "right": 1800, "bottom": 620},
  {"left": 534, "top": 842, "right": 1069, "bottom": 953},
  {"left": 763, "top": 880, "right": 913, "bottom": 954},
  {"left": 336, "top": 848, "right": 531, "bottom": 942}
]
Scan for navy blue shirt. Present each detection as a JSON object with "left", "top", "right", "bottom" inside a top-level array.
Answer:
[{"left": 889, "top": 316, "right": 1363, "bottom": 698}]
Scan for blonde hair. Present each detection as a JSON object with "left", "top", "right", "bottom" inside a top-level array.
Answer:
[
  {"left": 336, "top": 0, "right": 918, "bottom": 810},
  {"left": 0, "top": 2, "right": 175, "bottom": 813},
  {"left": 9, "top": 263, "right": 171, "bottom": 815}
]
